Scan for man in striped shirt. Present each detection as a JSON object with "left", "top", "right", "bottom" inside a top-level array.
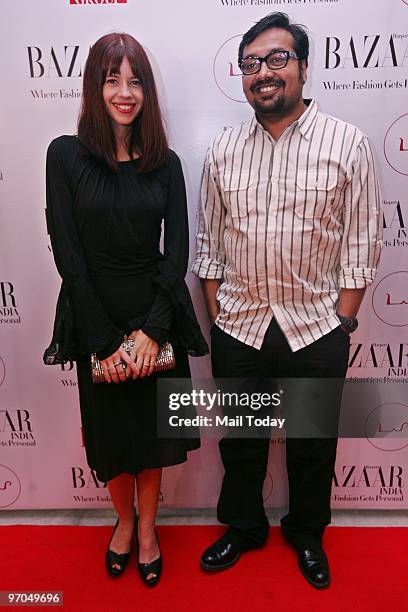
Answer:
[{"left": 193, "top": 12, "right": 382, "bottom": 588}]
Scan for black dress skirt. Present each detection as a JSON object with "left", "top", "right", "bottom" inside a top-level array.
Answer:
[{"left": 43, "top": 136, "right": 208, "bottom": 482}]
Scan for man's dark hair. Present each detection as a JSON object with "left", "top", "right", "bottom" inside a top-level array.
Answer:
[{"left": 238, "top": 12, "right": 309, "bottom": 67}]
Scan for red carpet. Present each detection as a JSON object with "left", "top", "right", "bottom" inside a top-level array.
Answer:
[{"left": 1, "top": 525, "right": 407, "bottom": 611}]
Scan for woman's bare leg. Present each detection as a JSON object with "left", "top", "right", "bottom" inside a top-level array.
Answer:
[
  {"left": 136, "top": 468, "right": 162, "bottom": 579},
  {"left": 107, "top": 473, "right": 135, "bottom": 570}
]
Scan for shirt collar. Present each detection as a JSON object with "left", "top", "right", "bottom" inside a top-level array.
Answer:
[
  {"left": 243, "top": 98, "right": 318, "bottom": 141},
  {"left": 297, "top": 98, "right": 318, "bottom": 139}
]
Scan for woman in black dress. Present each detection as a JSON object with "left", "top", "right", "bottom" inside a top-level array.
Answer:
[{"left": 44, "top": 33, "right": 207, "bottom": 586}]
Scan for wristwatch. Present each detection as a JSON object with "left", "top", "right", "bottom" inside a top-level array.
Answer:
[{"left": 337, "top": 313, "right": 358, "bottom": 334}]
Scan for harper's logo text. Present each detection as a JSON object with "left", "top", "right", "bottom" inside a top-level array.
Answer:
[
  {"left": 0, "top": 410, "right": 36, "bottom": 448},
  {"left": 324, "top": 34, "right": 408, "bottom": 69},
  {"left": 332, "top": 465, "right": 404, "bottom": 503},
  {"left": 27, "top": 46, "right": 86, "bottom": 78},
  {"left": 348, "top": 343, "right": 408, "bottom": 376},
  {"left": 0, "top": 282, "right": 20, "bottom": 324}
]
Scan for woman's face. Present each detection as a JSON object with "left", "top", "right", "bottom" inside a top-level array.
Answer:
[{"left": 102, "top": 56, "right": 144, "bottom": 132}]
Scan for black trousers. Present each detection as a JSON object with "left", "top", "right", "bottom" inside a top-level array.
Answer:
[{"left": 211, "top": 318, "right": 350, "bottom": 550}]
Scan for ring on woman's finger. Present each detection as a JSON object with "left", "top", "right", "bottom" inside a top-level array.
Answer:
[
  {"left": 113, "top": 361, "right": 122, "bottom": 367},
  {"left": 142, "top": 364, "right": 149, "bottom": 369}
]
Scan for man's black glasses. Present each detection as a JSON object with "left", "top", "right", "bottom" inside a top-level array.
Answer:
[{"left": 239, "top": 50, "right": 300, "bottom": 75}]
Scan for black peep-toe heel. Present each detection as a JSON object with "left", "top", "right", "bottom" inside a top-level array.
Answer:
[
  {"left": 105, "top": 511, "right": 137, "bottom": 578},
  {"left": 137, "top": 528, "right": 162, "bottom": 587}
]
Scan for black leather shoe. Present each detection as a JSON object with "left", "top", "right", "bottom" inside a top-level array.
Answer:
[
  {"left": 200, "top": 536, "right": 241, "bottom": 572},
  {"left": 298, "top": 548, "right": 330, "bottom": 589}
]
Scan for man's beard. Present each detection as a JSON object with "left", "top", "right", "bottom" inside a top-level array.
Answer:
[
  {"left": 253, "top": 90, "right": 286, "bottom": 116},
  {"left": 250, "top": 71, "right": 304, "bottom": 118}
]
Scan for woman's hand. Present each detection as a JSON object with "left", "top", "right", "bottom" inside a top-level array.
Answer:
[
  {"left": 99, "top": 340, "right": 138, "bottom": 384},
  {"left": 127, "top": 329, "right": 160, "bottom": 379}
]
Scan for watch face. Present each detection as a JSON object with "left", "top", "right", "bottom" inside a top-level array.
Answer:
[
  {"left": 338, "top": 315, "right": 358, "bottom": 332},
  {"left": 345, "top": 319, "right": 358, "bottom": 332}
]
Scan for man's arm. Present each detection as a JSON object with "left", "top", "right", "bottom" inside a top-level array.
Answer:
[
  {"left": 192, "top": 147, "right": 226, "bottom": 323},
  {"left": 338, "top": 135, "right": 383, "bottom": 325},
  {"left": 337, "top": 288, "right": 366, "bottom": 318},
  {"left": 200, "top": 279, "right": 221, "bottom": 325}
]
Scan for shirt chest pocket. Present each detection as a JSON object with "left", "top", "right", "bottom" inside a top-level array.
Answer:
[
  {"left": 222, "top": 171, "right": 254, "bottom": 218},
  {"left": 294, "top": 172, "right": 338, "bottom": 219}
]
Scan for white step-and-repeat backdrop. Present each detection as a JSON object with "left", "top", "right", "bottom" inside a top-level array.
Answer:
[{"left": 0, "top": 0, "right": 407, "bottom": 510}]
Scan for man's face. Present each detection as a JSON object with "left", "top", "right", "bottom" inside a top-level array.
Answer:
[{"left": 241, "top": 28, "right": 307, "bottom": 118}]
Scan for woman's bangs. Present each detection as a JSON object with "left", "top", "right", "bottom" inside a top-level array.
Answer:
[
  {"left": 124, "top": 45, "right": 144, "bottom": 82},
  {"left": 103, "top": 43, "right": 126, "bottom": 78}
]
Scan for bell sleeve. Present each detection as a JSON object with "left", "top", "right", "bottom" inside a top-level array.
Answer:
[{"left": 43, "top": 137, "right": 123, "bottom": 364}]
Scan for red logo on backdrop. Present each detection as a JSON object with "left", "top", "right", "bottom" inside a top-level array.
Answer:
[
  {"left": 365, "top": 403, "right": 408, "bottom": 451},
  {"left": 0, "top": 465, "right": 21, "bottom": 508},
  {"left": 0, "top": 357, "right": 5, "bottom": 386},
  {"left": 384, "top": 113, "right": 408, "bottom": 176},
  {"left": 213, "top": 35, "right": 246, "bottom": 103},
  {"left": 372, "top": 271, "right": 408, "bottom": 326},
  {"left": 70, "top": 0, "right": 127, "bottom": 4}
]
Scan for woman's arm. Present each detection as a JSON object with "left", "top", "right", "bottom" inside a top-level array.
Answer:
[
  {"left": 46, "top": 137, "right": 135, "bottom": 381},
  {"left": 127, "top": 152, "right": 189, "bottom": 376},
  {"left": 142, "top": 151, "right": 189, "bottom": 339}
]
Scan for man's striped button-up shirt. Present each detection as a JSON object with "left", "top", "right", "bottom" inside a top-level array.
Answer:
[{"left": 192, "top": 99, "right": 382, "bottom": 352}]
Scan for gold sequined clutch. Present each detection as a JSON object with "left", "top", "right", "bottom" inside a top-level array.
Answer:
[{"left": 91, "top": 339, "right": 175, "bottom": 383}]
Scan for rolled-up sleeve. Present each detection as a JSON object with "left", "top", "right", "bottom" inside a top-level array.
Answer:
[
  {"left": 339, "top": 135, "right": 383, "bottom": 289},
  {"left": 191, "top": 148, "right": 226, "bottom": 279}
]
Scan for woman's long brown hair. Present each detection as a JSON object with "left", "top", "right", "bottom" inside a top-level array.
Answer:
[{"left": 78, "top": 32, "right": 168, "bottom": 172}]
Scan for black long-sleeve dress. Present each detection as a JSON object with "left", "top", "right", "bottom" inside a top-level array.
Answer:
[{"left": 44, "top": 136, "right": 207, "bottom": 482}]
